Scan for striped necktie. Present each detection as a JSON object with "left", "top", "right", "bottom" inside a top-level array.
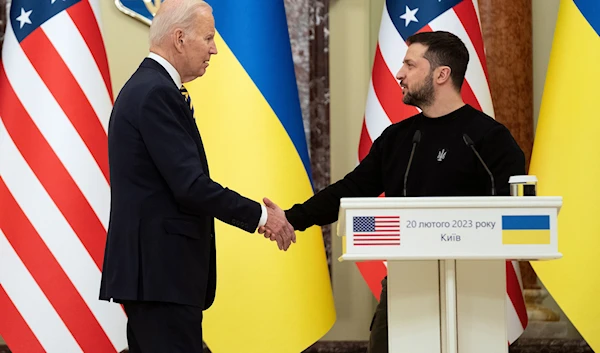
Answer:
[{"left": 179, "top": 86, "right": 195, "bottom": 118}]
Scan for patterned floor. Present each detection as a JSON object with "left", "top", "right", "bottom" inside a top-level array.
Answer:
[{"left": 0, "top": 339, "right": 594, "bottom": 353}]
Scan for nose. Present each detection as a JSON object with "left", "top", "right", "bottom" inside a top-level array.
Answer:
[
  {"left": 211, "top": 43, "right": 218, "bottom": 55},
  {"left": 396, "top": 67, "right": 406, "bottom": 81}
]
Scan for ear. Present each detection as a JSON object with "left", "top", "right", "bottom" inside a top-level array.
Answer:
[
  {"left": 173, "top": 28, "right": 185, "bottom": 53},
  {"left": 435, "top": 66, "right": 452, "bottom": 85}
]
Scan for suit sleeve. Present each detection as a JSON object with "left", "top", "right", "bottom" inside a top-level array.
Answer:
[
  {"left": 285, "top": 131, "right": 387, "bottom": 231},
  {"left": 138, "top": 86, "right": 261, "bottom": 233},
  {"left": 478, "top": 125, "right": 526, "bottom": 196}
]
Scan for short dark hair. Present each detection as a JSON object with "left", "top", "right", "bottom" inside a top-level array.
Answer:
[{"left": 406, "top": 31, "right": 469, "bottom": 90}]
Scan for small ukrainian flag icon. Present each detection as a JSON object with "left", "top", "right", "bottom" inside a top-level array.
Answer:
[{"left": 502, "top": 215, "right": 551, "bottom": 245}]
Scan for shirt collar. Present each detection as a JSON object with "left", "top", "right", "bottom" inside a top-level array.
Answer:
[{"left": 147, "top": 52, "right": 182, "bottom": 89}]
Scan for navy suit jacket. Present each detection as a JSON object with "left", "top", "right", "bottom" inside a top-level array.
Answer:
[{"left": 99, "top": 58, "right": 261, "bottom": 309}]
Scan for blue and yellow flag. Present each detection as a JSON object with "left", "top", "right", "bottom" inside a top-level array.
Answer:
[
  {"left": 501, "top": 216, "right": 551, "bottom": 245},
  {"left": 529, "top": 0, "right": 600, "bottom": 349},
  {"left": 185, "top": 1, "right": 336, "bottom": 352}
]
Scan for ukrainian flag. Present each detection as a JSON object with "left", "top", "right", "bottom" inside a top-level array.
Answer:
[
  {"left": 529, "top": 0, "right": 600, "bottom": 350},
  {"left": 501, "top": 215, "right": 550, "bottom": 245},
  {"left": 184, "top": 1, "right": 335, "bottom": 352}
]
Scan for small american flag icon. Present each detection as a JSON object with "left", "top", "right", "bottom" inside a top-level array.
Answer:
[{"left": 353, "top": 216, "right": 400, "bottom": 246}]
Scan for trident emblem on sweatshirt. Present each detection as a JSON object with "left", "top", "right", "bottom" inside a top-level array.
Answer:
[{"left": 437, "top": 149, "right": 447, "bottom": 162}]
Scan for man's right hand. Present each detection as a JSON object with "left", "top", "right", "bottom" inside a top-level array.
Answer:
[{"left": 261, "top": 197, "right": 296, "bottom": 251}]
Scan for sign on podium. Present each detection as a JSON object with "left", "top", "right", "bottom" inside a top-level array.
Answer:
[{"left": 337, "top": 196, "right": 562, "bottom": 353}]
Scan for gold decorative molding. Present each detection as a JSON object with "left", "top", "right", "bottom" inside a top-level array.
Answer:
[
  {"left": 115, "top": 0, "right": 165, "bottom": 26},
  {"left": 143, "top": 0, "right": 162, "bottom": 17}
]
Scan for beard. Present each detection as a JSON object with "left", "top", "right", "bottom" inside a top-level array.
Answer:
[{"left": 402, "top": 71, "right": 435, "bottom": 108}]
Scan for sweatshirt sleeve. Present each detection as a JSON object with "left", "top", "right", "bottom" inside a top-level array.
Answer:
[
  {"left": 478, "top": 124, "right": 526, "bottom": 196},
  {"left": 285, "top": 131, "right": 388, "bottom": 231}
]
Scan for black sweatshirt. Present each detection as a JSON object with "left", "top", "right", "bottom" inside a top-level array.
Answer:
[{"left": 286, "top": 104, "right": 526, "bottom": 231}]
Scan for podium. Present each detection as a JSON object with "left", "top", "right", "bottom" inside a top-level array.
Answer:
[{"left": 337, "top": 196, "right": 562, "bottom": 353}]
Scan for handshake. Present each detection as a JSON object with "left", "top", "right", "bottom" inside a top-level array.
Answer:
[{"left": 258, "top": 197, "right": 296, "bottom": 251}]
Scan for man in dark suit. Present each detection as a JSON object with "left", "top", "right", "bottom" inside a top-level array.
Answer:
[{"left": 99, "top": 0, "right": 295, "bottom": 352}]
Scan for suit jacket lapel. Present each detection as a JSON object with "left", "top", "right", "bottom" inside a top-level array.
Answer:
[
  {"left": 182, "top": 109, "right": 210, "bottom": 178},
  {"left": 142, "top": 58, "right": 211, "bottom": 177}
]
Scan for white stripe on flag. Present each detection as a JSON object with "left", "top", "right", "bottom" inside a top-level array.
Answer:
[
  {"left": 511, "top": 260, "right": 524, "bottom": 289},
  {"left": 365, "top": 79, "right": 393, "bottom": 141},
  {"left": 354, "top": 240, "right": 400, "bottom": 243},
  {"left": 89, "top": 0, "right": 104, "bottom": 34},
  {"left": 506, "top": 293, "right": 525, "bottom": 343},
  {"left": 43, "top": 11, "right": 113, "bottom": 133},
  {"left": 0, "top": 229, "right": 83, "bottom": 353},
  {"left": 472, "top": 0, "right": 482, "bottom": 27},
  {"left": 0, "top": 119, "right": 128, "bottom": 350},
  {"left": 378, "top": 7, "right": 407, "bottom": 78},
  {"left": 2, "top": 20, "right": 110, "bottom": 231},
  {"left": 429, "top": 10, "right": 495, "bottom": 117}
]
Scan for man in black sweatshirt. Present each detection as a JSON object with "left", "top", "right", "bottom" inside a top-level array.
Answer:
[{"left": 262, "top": 31, "right": 525, "bottom": 352}]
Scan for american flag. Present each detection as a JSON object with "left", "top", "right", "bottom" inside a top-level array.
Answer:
[
  {"left": 357, "top": 0, "right": 528, "bottom": 344},
  {"left": 353, "top": 216, "right": 401, "bottom": 246},
  {"left": 0, "top": 0, "right": 128, "bottom": 352}
]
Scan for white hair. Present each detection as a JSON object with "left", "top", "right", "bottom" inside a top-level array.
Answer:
[{"left": 149, "top": 0, "right": 212, "bottom": 47}]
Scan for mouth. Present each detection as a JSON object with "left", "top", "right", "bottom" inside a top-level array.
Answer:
[{"left": 400, "top": 83, "right": 407, "bottom": 93}]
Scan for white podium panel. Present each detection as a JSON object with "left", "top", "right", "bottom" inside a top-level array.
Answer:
[
  {"left": 387, "top": 261, "right": 441, "bottom": 352},
  {"left": 455, "top": 260, "right": 507, "bottom": 352},
  {"left": 337, "top": 196, "right": 562, "bottom": 353}
]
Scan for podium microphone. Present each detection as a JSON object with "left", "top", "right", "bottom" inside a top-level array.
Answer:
[
  {"left": 463, "top": 133, "right": 496, "bottom": 196},
  {"left": 403, "top": 130, "right": 421, "bottom": 197}
]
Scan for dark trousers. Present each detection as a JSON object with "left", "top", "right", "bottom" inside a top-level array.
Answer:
[
  {"left": 123, "top": 301, "right": 204, "bottom": 353},
  {"left": 368, "top": 276, "right": 388, "bottom": 353}
]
